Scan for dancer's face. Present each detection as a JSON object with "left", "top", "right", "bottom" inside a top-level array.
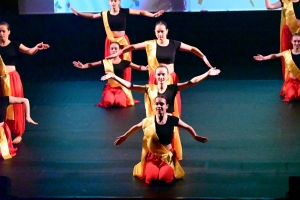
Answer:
[
  {"left": 0, "top": 25, "right": 10, "bottom": 41},
  {"left": 109, "top": 43, "right": 120, "bottom": 55},
  {"left": 109, "top": 0, "right": 120, "bottom": 9},
  {"left": 292, "top": 35, "right": 300, "bottom": 50},
  {"left": 155, "top": 24, "right": 168, "bottom": 40},
  {"left": 155, "top": 67, "right": 168, "bottom": 84},
  {"left": 155, "top": 97, "right": 168, "bottom": 115}
]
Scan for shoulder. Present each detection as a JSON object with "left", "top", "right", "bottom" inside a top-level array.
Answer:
[
  {"left": 0, "top": 96, "right": 9, "bottom": 104},
  {"left": 169, "top": 115, "right": 179, "bottom": 124},
  {"left": 121, "top": 59, "right": 131, "bottom": 66},
  {"left": 121, "top": 8, "right": 129, "bottom": 14},
  {"left": 11, "top": 41, "right": 21, "bottom": 48},
  {"left": 168, "top": 84, "right": 178, "bottom": 90}
]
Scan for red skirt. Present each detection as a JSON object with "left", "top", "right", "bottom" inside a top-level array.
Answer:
[
  {"left": 281, "top": 25, "right": 293, "bottom": 79},
  {"left": 0, "top": 123, "right": 17, "bottom": 159},
  {"left": 281, "top": 77, "right": 300, "bottom": 102},
  {"left": 104, "top": 34, "right": 132, "bottom": 82},
  {"left": 0, "top": 70, "right": 25, "bottom": 136}
]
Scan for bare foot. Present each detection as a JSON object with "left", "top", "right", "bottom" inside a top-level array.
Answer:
[{"left": 12, "top": 136, "right": 22, "bottom": 144}]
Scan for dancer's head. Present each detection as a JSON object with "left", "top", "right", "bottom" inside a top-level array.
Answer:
[
  {"left": 109, "top": 42, "right": 121, "bottom": 55},
  {"left": 155, "top": 65, "right": 169, "bottom": 84},
  {"left": 0, "top": 21, "right": 10, "bottom": 41},
  {"left": 155, "top": 95, "right": 169, "bottom": 115},
  {"left": 109, "top": 0, "right": 121, "bottom": 9},
  {"left": 292, "top": 33, "right": 300, "bottom": 50},
  {"left": 155, "top": 21, "right": 168, "bottom": 40}
]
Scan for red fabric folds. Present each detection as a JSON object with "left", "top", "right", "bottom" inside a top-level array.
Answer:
[{"left": 281, "top": 77, "right": 300, "bottom": 102}]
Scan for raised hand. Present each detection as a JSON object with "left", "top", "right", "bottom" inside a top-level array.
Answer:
[
  {"left": 71, "top": 8, "right": 79, "bottom": 16},
  {"left": 208, "top": 68, "right": 221, "bottom": 76},
  {"left": 73, "top": 61, "right": 86, "bottom": 69},
  {"left": 101, "top": 72, "right": 114, "bottom": 81},
  {"left": 194, "top": 135, "right": 208, "bottom": 143},
  {"left": 36, "top": 42, "right": 50, "bottom": 50},
  {"left": 140, "top": 65, "right": 148, "bottom": 71},
  {"left": 154, "top": 10, "right": 164, "bottom": 18},
  {"left": 253, "top": 54, "right": 264, "bottom": 61}
]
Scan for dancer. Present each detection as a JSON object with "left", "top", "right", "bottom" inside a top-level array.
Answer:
[
  {"left": 253, "top": 32, "right": 300, "bottom": 102},
  {"left": 265, "top": 0, "right": 300, "bottom": 78},
  {"left": 0, "top": 96, "right": 37, "bottom": 160},
  {"left": 102, "top": 65, "right": 220, "bottom": 159},
  {"left": 114, "top": 95, "right": 208, "bottom": 184},
  {"left": 73, "top": 42, "right": 147, "bottom": 108},
  {"left": 0, "top": 21, "right": 49, "bottom": 144},
  {"left": 106, "top": 21, "right": 216, "bottom": 117},
  {"left": 71, "top": 0, "right": 164, "bottom": 82}
]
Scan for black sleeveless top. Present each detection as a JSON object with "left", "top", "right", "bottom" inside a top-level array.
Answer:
[
  {"left": 155, "top": 115, "right": 179, "bottom": 145},
  {"left": 104, "top": 8, "right": 129, "bottom": 31},
  {"left": 104, "top": 60, "right": 130, "bottom": 78},
  {"left": 0, "top": 41, "right": 21, "bottom": 65},
  {"left": 156, "top": 40, "right": 181, "bottom": 64},
  {"left": 292, "top": 52, "right": 300, "bottom": 67}
]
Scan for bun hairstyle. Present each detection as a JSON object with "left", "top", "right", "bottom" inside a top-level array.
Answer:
[
  {"left": 0, "top": 21, "right": 10, "bottom": 31},
  {"left": 155, "top": 65, "right": 170, "bottom": 74},
  {"left": 155, "top": 21, "right": 168, "bottom": 29}
]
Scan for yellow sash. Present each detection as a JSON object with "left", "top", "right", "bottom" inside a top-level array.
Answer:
[
  {"left": 282, "top": 50, "right": 300, "bottom": 80},
  {"left": 145, "top": 40, "right": 160, "bottom": 76},
  {"left": 281, "top": 0, "right": 300, "bottom": 34},
  {"left": 0, "top": 56, "right": 14, "bottom": 120},
  {"left": 102, "top": 10, "right": 131, "bottom": 61},
  {"left": 103, "top": 59, "right": 135, "bottom": 105},
  {"left": 133, "top": 117, "right": 185, "bottom": 179},
  {"left": 0, "top": 126, "right": 12, "bottom": 160}
]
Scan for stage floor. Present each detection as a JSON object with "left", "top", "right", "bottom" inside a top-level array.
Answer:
[{"left": 1, "top": 80, "right": 300, "bottom": 199}]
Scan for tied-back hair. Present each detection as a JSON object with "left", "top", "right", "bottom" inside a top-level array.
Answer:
[
  {"left": 292, "top": 32, "right": 300, "bottom": 38},
  {"left": 155, "top": 21, "right": 168, "bottom": 29},
  {"left": 155, "top": 64, "right": 169, "bottom": 74},
  {"left": 0, "top": 21, "right": 10, "bottom": 31},
  {"left": 111, "top": 41, "right": 121, "bottom": 47},
  {"left": 155, "top": 94, "right": 169, "bottom": 105}
]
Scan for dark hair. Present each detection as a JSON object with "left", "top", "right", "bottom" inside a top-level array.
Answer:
[
  {"left": 0, "top": 21, "right": 10, "bottom": 31},
  {"left": 155, "top": 21, "right": 168, "bottom": 29},
  {"left": 110, "top": 42, "right": 121, "bottom": 47},
  {"left": 292, "top": 32, "right": 300, "bottom": 39},
  {"left": 155, "top": 65, "right": 169, "bottom": 74},
  {"left": 155, "top": 95, "right": 168, "bottom": 105},
  {"left": 170, "top": 0, "right": 186, "bottom": 11}
]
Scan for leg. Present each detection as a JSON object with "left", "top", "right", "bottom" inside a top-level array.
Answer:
[
  {"left": 101, "top": 90, "right": 115, "bottom": 107},
  {"left": 283, "top": 84, "right": 297, "bottom": 102},
  {"left": 144, "top": 161, "right": 159, "bottom": 184},
  {"left": 114, "top": 88, "right": 127, "bottom": 107},
  {"left": 158, "top": 164, "right": 174, "bottom": 183}
]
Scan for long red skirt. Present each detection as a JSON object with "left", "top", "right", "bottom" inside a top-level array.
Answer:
[
  {"left": 0, "top": 123, "right": 17, "bottom": 159},
  {"left": 281, "top": 77, "right": 300, "bottom": 102},
  {"left": 104, "top": 35, "right": 132, "bottom": 82},
  {"left": 0, "top": 70, "right": 25, "bottom": 136}
]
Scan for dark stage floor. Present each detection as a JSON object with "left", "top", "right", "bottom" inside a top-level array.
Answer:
[{"left": 1, "top": 80, "right": 300, "bottom": 199}]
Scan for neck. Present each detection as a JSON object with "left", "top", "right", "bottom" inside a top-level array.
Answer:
[
  {"left": 111, "top": 7, "right": 120, "bottom": 13},
  {"left": 0, "top": 39, "right": 8, "bottom": 46},
  {"left": 293, "top": 48, "right": 300, "bottom": 54},
  {"left": 157, "top": 38, "right": 167, "bottom": 45},
  {"left": 158, "top": 83, "right": 166, "bottom": 91},
  {"left": 156, "top": 113, "right": 167, "bottom": 123}
]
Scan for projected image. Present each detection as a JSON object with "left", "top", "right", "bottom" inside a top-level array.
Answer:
[{"left": 53, "top": 0, "right": 267, "bottom": 13}]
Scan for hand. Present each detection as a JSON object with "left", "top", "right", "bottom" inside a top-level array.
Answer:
[
  {"left": 71, "top": 8, "right": 78, "bottom": 16},
  {"left": 36, "top": 42, "right": 50, "bottom": 50},
  {"left": 208, "top": 68, "right": 221, "bottom": 76},
  {"left": 253, "top": 54, "right": 264, "bottom": 61},
  {"left": 140, "top": 65, "right": 148, "bottom": 71},
  {"left": 194, "top": 135, "right": 208, "bottom": 143},
  {"left": 73, "top": 61, "right": 86, "bottom": 69},
  {"left": 101, "top": 72, "right": 114, "bottom": 81},
  {"left": 26, "top": 116, "right": 38, "bottom": 125},
  {"left": 106, "top": 52, "right": 121, "bottom": 60},
  {"left": 154, "top": 10, "right": 164, "bottom": 18},
  {"left": 114, "top": 135, "right": 127, "bottom": 145}
]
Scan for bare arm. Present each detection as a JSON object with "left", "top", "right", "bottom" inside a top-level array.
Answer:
[
  {"left": 9, "top": 96, "right": 37, "bottom": 124},
  {"left": 177, "top": 68, "right": 220, "bottom": 91},
  {"left": 265, "top": 0, "right": 282, "bottom": 9},
  {"left": 179, "top": 42, "right": 214, "bottom": 68},
  {"left": 19, "top": 43, "right": 50, "bottom": 55},
  {"left": 129, "top": 62, "right": 148, "bottom": 71},
  {"left": 177, "top": 119, "right": 208, "bottom": 143},
  {"left": 253, "top": 52, "right": 282, "bottom": 61},
  {"left": 73, "top": 60, "right": 102, "bottom": 69},
  {"left": 100, "top": 72, "right": 146, "bottom": 93},
  {"left": 129, "top": 9, "right": 164, "bottom": 17},
  {"left": 71, "top": 8, "right": 101, "bottom": 19},
  {"left": 105, "top": 42, "right": 146, "bottom": 59},
  {"left": 114, "top": 120, "right": 143, "bottom": 145}
]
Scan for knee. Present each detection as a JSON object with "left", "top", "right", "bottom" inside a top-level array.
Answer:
[
  {"left": 144, "top": 162, "right": 159, "bottom": 184},
  {"left": 158, "top": 165, "right": 174, "bottom": 183}
]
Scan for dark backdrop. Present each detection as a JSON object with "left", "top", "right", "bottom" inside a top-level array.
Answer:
[{"left": 1, "top": 0, "right": 283, "bottom": 82}]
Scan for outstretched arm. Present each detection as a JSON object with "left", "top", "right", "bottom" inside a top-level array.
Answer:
[
  {"left": 71, "top": 8, "right": 101, "bottom": 19},
  {"left": 105, "top": 42, "right": 146, "bottom": 59},
  {"left": 265, "top": 0, "right": 282, "bottom": 9},
  {"left": 129, "top": 9, "right": 164, "bottom": 17},
  {"left": 177, "top": 119, "right": 208, "bottom": 143},
  {"left": 253, "top": 52, "right": 282, "bottom": 61},
  {"left": 73, "top": 60, "right": 102, "bottom": 69},
  {"left": 179, "top": 43, "right": 214, "bottom": 68},
  {"left": 177, "top": 68, "right": 220, "bottom": 91},
  {"left": 129, "top": 62, "right": 148, "bottom": 71},
  {"left": 19, "top": 42, "right": 50, "bottom": 55},
  {"left": 100, "top": 72, "right": 146, "bottom": 93},
  {"left": 114, "top": 120, "right": 143, "bottom": 145},
  {"left": 9, "top": 96, "right": 38, "bottom": 125}
]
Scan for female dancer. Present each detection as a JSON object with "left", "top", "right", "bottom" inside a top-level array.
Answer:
[
  {"left": 0, "top": 21, "right": 49, "bottom": 144},
  {"left": 0, "top": 96, "right": 37, "bottom": 160},
  {"left": 71, "top": 0, "right": 163, "bottom": 82},
  {"left": 106, "top": 21, "right": 216, "bottom": 117},
  {"left": 73, "top": 42, "right": 147, "bottom": 108},
  {"left": 253, "top": 32, "right": 300, "bottom": 102},
  {"left": 265, "top": 0, "right": 300, "bottom": 78},
  {"left": 114, "top": 95, "right": 208, "bottom": 184},
  {"left": 102, "top": 65, "right": 220, "bottom": 159}
]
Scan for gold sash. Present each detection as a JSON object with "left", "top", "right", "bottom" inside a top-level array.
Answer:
[
  {"left": 102, "top": 10, "right": 131, "bottom": 61},
  {"left": 144, "top": 84, "right": 182, "bottom": 159},
  {"left": 145, "top": 40, "right": 160, "bottom": 76},
  {"left": 133, "top": 117, "right": 185, "bottom": 179},
  {"left": 281, "top": 0, "right": 300, "bottom": 34},
  {"left": 103, "top": 59, "right": 134, "bottom": 105},
  {"left": 282, "top": 50, "right": 300, "bottom": 80},
  {"left": 0, "top": 126, "right": 12, "bottom": 160},
  {"left": 0, "top": 56, "right": 14, "bottom": 120}
]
